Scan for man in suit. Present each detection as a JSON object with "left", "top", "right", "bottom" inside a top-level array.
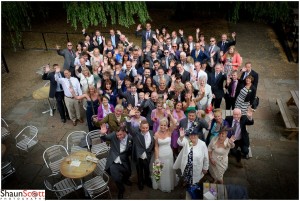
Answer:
[
  {"left": 153, "top": 67, "right": 171, "bottom": 88},
  {"left": 240, "top": 61, "right": 259, "bottom": 89},
  {"left": 126, "top": 116, "right": 154, "bottom": 190},
  {"left": 118, "top": 82, "right": 139, "bottom": 107},
  {"left": 56, "top": 42, "right": 76, "bottom": 75},
  {"left": 99, "top": 123, "right": 133, "bottom": 199},
  {"left": 54, "top": 67, "right": 83, "bottom": 126},
  {"left": 179, "top": 110, "right": 209, "bottom": 141},
  {"left": 109, "top": 29, "right": 120, "bottom": 48},
  {"left": 161, "top": 49, "right": 175, "bottom": 71},
  {"left": 123, "top": 61, "right": 137, "bottom": 83},
  {"left": 42, "top": 64, "right": 69, "bottom": 122},
  {"left": 206, "top": 37, "right": 220, "bottom": 70},
  {"left": 191, "top": 42, "right": 210, "bottom": 63},
  {"left": 135, "top": 23, "right": 156, "bottom": 50},
  {"left": 225, "top": 108, "right": 254, "bottom": 167},
  {"left": 171, "top": 30, "right": 184, "bottom": 45},
  {"left": 139, "top": 92, "right": 158, "bottom": 130},
  {"left": 224, "top": 70, "right": 242, "bottom": 110},
  {"left": 217, "top": 32, "right": 236, "bottom": 53},
  {"left": 137, "top": 59, "right": 151, "bottom": 76},
  {"left": 176, "top": 63, "right": 190, "bottom": 83},
  {"left": 207, "top": 64, "right": 227, "bottom": 108},
  {"left": 147, "top": 51, "right": 161, "bottom": 69},
  {"left": 163, "top": 38, "right": 172, "bottom": 52}
]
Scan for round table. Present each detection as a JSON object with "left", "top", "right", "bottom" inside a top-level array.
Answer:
[
  {"left": 32, "top": 85, "right": 50, "bottom": 100},
  {"left": 1, "top": 144, "right": 6, "bottom": 157},
  {"left": 60, "top": 150, "right": 97, "bottom": 179}
]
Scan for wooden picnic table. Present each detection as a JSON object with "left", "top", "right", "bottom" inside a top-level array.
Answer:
[{"left": 287, "top": 90, "right": 299, "bottom": 109}]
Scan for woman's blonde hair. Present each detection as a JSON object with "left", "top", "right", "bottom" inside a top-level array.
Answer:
[{"left": 213, "top": 108, "right": 222, "bottom": 116}]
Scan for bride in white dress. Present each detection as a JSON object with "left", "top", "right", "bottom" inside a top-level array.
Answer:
[{"left": 152, "top": 111, "right": 178, "bottom": 192}]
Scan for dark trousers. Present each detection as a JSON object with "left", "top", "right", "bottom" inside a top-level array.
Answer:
[
  {"left": 55, "top": 91, "right": 69, "bottom": 120},
  {"left": 212, "top": 97, "right": 222, "bottom": 109},
  {"left": 108, "top": 163, "right": 131, "bottom": 194},
  {"left": 136, "top": 158, "right": 151, "bottom": 186},
  {"left": 230, "top": 140, "right": 249, "bottom": 162},
  {"left": 225, "top": 96, "right": 236, "bottom": 110}
]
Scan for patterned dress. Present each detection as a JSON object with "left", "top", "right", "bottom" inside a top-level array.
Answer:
[{"left": 235, "top": 87, "right": 250, "bottom": 115}]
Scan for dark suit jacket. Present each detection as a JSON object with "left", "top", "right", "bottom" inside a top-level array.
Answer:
[
  {"left": 224, "top": 79, "right": 243, "bottom": 100},
  {"left": 217, "top": 39, "right": 236, "bottom": 53},
  {"left": 208, "top": 72, "right": 226, "bottom": 99},
  {"left": 118, "top": 88, "right": 139, "bottom": 107},
  {"left": 205, "top": 45, "right": 220, "bottom": 66},
  {"left": 110, "top": 34, "right": 120, "bottom": 48},
  {"left": 167, "top": 91, "right": 185, "bottom": 102},
  {"left": 178, "top": 70, "right": 191, "bottom": 83},
  {"left": 225, "top": 115, "right": 254, "bottom": 148},
  {"left": 135, "top": 29, "right": 156, "bottom": 50},
  {"left": 126, "top": 121, "right": 154, "bottom": 162},
  {"left": 190, "top": 49, "right": 210, "bottom": 63},
  {"left": 240, "top": 70, "right": 259, "bottom": 90},
  {"left": 140, "top": 99, "right": 156, "bottom": 126},
  {"left": 57, "top": 49, "right": 76, "bottom": 70},
  {"left": 42, "top": 71, "right": 64, "bottom": 98},
  {"left": 101, "top": 132, "right": 132, "bottom": 172}
]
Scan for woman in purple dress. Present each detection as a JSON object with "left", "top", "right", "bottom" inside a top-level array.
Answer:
[
  {"left": 171, "top": 102, "right": 186, "bottom": 156},
  {"left": 151, "top": 100, "right": 168, "bottom": 133}
]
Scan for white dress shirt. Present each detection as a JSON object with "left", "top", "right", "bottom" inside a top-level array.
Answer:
[
  {"left": 55, "top": 74, "right": 82, "bottom": 97},
  {"left": 140, "top": 131, "right": 151, "bottom": 159},
  {"left": 114, "top": 135, "right": 128, "bottom": 164}
]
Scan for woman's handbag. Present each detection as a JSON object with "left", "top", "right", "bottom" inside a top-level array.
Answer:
[{"left": 252, "top": 96, "right": 259, "bottom": 110}]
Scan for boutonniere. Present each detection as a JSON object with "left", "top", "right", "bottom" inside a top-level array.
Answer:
[
  {"left": 189, "top": 140, "right": 193, "bottom": 147},
  {"left": 248, "top": 89, "right": 252, "bottom": 93},
  {"left": 193, "top": 122, "right": 198, "bottom": 127},
  {"left": 128, "top": 140, "right": 132, "bottom": 145}
]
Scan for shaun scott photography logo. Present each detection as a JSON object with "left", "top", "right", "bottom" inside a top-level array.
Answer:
[{"left": 0, "top": 190, "right": 45, "bottom": 200}]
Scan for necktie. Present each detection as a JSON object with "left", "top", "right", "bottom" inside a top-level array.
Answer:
[
  {"left": 69, "top": 50, "right": 74, "bottom": 57},
  {"left": 231, "top": 80, "right": 237, "bottom": 97},
  {"left": 146, "top": 32, "right": 150, "bottom": 40},
  {"left": 196, "top": 71, "right": 199, "bottom": 81},
  {"left": 68, "top": 79, "right": 73, "bottom": 89},
  {"left": 165, "top": 57, "right": 169, "bottom": 69},
  {"left": 195, "top": 50, "right": 199, "bottom": 58},
  {"left": 222, "top": 42, "right": 225, "bottom": 47},
  {"left": 215, "top": 73, "right": 218, "bottom": 79},
  {"left": 57, "top": 74, "right": 63, "bottom": 91},
  {"left": 112, "top": 35, "right": 115, "bottom": 47},
  {"left": 243, "top": 72, "right": 248, "bottom": 80},
  {"left": 233, "top": 120, "right": 238, "bottom": 136},
  {"left": 209, "top": 46, "right": 213, "bottom": 53}
]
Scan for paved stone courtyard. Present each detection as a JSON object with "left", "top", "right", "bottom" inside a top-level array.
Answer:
[{"left": 1, "top": 21, "right": 298, "bottom": 199}]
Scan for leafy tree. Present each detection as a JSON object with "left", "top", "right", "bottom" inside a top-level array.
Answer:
[{"left": 2, "top": 1, "right": 150, "bottom": 49}]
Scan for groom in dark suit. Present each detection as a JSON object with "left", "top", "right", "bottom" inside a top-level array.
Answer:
[
  {"left": 100, "top": 124, "right": 133, "bottom": 199},
  {"left": 126, "top": 110, "right": 154, "bottom": 190}
]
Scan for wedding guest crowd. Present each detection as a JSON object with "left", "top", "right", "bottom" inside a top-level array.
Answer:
[{"left": 44, "top": 23, "right": 259, "bottom": 199}]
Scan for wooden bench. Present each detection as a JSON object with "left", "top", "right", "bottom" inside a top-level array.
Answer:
[
  {"left": 287, "top": 90, "right": 299, "bottom": 108},
  {"left": 276, "top": 98, "right": 299, "bottom": 139}
]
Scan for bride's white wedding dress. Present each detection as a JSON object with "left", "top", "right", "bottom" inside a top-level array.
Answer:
[{"left": 152, "top": 137, "right": 178, "bottom": 192}]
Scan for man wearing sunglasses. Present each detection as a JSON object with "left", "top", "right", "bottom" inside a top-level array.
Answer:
[{"left": 56, "top": 42, "right": 76, "bottom": 76}]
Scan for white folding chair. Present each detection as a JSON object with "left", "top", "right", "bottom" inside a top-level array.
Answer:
[
  {"left": 43, "top": 145, "right": 69, "bottom": 174},
  {"left": 15, "top": 125, "right": 38, "bottom": 153},
  {"left": 66, "top": 131, "right": 88, "bottom": 154},
  {"left": 86, "top": 130, "right": 109, "bottom": 157},
  {"left": 1, "top": 118, "right": 10, "bottom": 141},
  {"left": 44, "top": 173, "right": 79, "bottom": 199}
]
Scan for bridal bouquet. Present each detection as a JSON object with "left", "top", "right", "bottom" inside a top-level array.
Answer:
[{"left": 152, "top": 160, "right": 164, "bottom": 182}]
